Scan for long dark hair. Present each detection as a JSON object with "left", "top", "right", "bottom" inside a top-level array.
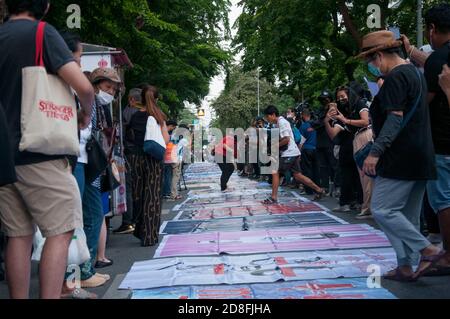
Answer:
[
  {"left": 6, "top": 0, "right": 49, "bottom": 19},
  {"left": 141, "top": 85, "right": 167, "bottom": 126}
]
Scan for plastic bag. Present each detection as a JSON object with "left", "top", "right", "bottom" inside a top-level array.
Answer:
[{"left": 31, "top": 228, "right": 90, "bottom": 265}]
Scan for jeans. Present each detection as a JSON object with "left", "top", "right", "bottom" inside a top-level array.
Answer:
[
  {"left": 73, "top": 163, "right": 103, "bottom": 280},
  {"left": 162, "top": 164, "right": 173, "bottom": 196},
  {"left": 317, "top": 147, "right": 337, "bottom": 190},
  {"left": 427, "top": 155, "right": 450, "bottom": 213},
  {"left": 371, "top": 177, "right": 431, "bottom": 266}
]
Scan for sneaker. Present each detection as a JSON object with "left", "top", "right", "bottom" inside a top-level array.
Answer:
[
  {"left": 113, "top": 224, "right": 135, "bottom": 234},
  {"left": 332, "top": 205, "right": 351, "bottom": 213},
  {"left": 80, "top": 275, "right": 107, "bottom": 288},
  {"left": 355, "top": 212, "right": 373, "bottom": 220}
]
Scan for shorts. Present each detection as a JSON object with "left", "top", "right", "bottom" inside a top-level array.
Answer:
[
  {"left": 427, "top": 155, "right": 450, "bottom": 213},
  {"left": 279, "top": 156, "right": 302, "bottom": 176},
  {"left": 0, "top": 159, "right": 83, "bottom": 238}
]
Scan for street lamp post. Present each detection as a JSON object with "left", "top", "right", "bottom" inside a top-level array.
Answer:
[{"left": 257, "top": 68, "right": 260, "bottom": 116}]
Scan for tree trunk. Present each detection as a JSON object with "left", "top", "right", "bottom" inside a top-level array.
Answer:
[
  {"left": 337, "top": 0, "right": 362, "bottom": 49},
  {"left": 0, "top": 0, "right": 7, "bottom": 25}
]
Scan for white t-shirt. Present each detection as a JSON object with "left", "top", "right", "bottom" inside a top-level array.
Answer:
[
  {"left": 278, "top": 116, "right": 301, "bottom": 158},
  {"left": 78, "top": 124, "right": 92, "bottom": 164}
]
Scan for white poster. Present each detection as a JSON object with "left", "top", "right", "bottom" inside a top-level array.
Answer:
[{"left": 81, "top": 54, "right": 112, "bottom": 72}]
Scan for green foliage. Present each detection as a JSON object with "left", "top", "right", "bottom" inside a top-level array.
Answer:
[
  {"left": 234, "top": 0, "right": 439, "bottom": 102},
  {"left": 44, "top": 0, "right": 231, "bottom": 117},
  {"left": 211, "top": 66, "right": 294, "bottom": 130}
]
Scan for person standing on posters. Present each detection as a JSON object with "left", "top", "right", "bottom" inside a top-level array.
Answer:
[{"left": 263, "top": 105, "right": 325, "bottom": 204}]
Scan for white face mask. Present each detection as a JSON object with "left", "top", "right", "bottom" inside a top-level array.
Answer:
[{"left": 97, "top": 90, "right": 114, "bottom": 105}]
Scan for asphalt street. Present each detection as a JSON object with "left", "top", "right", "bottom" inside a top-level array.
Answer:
[{"left": 1, "top": 178, "right": 449, "bottom": 299}]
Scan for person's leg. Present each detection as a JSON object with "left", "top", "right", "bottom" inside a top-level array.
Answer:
[
  {"left": 132, "top": 154, "right": 146, "bottom": 241},
  {"left": 5, "top": 235, "right": 33, "bottom": 298},
  {"left": 357, "top": 167, "right": 373, "bottom": 215},
  {"left": 82, "top": 183, "right": 104, "bottom": 270},
  {"left": 218, "top": 163, "right": 227, "bottom": 191},
  {"left": 338, "top": 163, "right": 353, "bottom": 207},
  {"left": 39, "top": 231, "right": 73, "bottom": 299},
  {"left": 171, "top": 163, "right": 182, "bottom": 198},
  {"left": 222, "top": 163, "right": 235, "bottom": 189},
  {"left": 271, "top": 172, "right": 280, "bottom": 200},
  {"left": 371, "top": 178, "right": 435, "bottom": 272},
  {"left": 300, "top": 150, "right": 314, "bottom": 194},
  {"left": 120, "top": 155, "right": 134, "bottom": 226},
  {"left": 96, "top": 218, "right": 110, "bottom": 263},
  {"left": 317, "top": 148, "right": 330, "bottom": 191},
  {"left": 423, "top": 192, "right": 440, "bottom": 236},
  {"left": 427, "top": 155, "right": 450, "bottom": 264},
  {"left": 162, "top": 164, "right": 172, "bottom": 196}
]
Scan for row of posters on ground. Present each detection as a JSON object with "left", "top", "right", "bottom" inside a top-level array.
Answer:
[{"left": 120, "top": 163, "right": 396, "bottom": 299}]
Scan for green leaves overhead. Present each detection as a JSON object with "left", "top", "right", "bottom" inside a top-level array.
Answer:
[
  {"left": 212, "top": 66, "right": 294, "bottom": 131},
  {"left": 44, "top": 0, "right": 231, "bottom": 116},
  {"left": 233, "top": 0, "right": 439, "bottom": 103}
]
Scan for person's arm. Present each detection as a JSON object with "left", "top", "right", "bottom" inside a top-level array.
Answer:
[
  {"left": 58, "top": 62, "right": 94, "bottom": 128},
  {"left": 363, "top": 111, "right": 403, "bottom": 176},
  {"left": 161, "top": 123, "right": 170, "bottom": 145},
  {"left": 401, "top": 34, "right": 430, "bottom": 68},
  {"left": 439, "top": 64, "right": 450, "bottom": 107},
  {"left": 335, "top": 109, "right": 370, "bottom": 128},
  {"left": 324, "top": 104, "right": 343, "bottom": 140}
]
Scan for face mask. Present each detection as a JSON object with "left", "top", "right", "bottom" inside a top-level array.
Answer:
[
  {"left": 97, "top": 90, "right": 114, "bottom": 105},
  {"left": 368, "top": 63, "right": 383, "bottom": 77}
]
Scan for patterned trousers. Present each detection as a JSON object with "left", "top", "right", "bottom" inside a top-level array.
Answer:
[{"left": 129, "top": 153, "right": 163, "bottom": 246}]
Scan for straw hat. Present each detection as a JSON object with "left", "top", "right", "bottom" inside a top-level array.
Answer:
[
  {"left": 356, "top": 30, "right": 403, "bottom": 59},
  {"left": 90, "top": 67, "right": 122, "bottom": 84}
]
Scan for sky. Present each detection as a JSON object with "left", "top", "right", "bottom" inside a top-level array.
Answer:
[{"left": 196, "top": 0, "right": 243, "bottom": 127}]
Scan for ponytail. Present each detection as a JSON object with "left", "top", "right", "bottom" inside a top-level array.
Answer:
[{"left": 141, "top": 85, "right": 167, "bottom": 126}]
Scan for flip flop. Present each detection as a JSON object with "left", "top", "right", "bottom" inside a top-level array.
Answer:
[
  {"left": 61, "top": 288, "right": 98, "bottom": 299},
  {"left": 263, "top": 198, "right": 278, "bottom": 205},
  {"left": 423, "top": 260, "right": 450, "bottom": 277},
  {"left": 414, "top": 251, "right": 446, "bottom": 279},
  {"left": 383, "top": 269, "right": 417, "bottom": 283}
]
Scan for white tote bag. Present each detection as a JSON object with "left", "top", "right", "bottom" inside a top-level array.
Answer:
[{"left": 19, "top": 21, "right": 79, "bottom": 156}]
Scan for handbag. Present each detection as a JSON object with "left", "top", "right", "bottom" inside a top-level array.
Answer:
[
  {"left": 85, "top": 133, "right": 108, "bottom": 184},
  {"left": 143, "top": 116, "right": 166, "bottom": 161},
  {"left": 353, "top": 67, "right": 423, "bottom": 173},
  {"left": 100, "top": 125, "right": 121, "bottom": 192},
  {"left": 19, "top": 22, "right": 79, "bottom": 156}
]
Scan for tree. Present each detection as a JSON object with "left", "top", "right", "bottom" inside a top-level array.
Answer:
[
  {"left": 41, "top": 0, "right": 231, "bottom": 117},
  {"left": 233, "top": 0, "right": 441, "bottom": 103},
  {"left": 211, "top": 66, "right": 294, "bottom": 131}
]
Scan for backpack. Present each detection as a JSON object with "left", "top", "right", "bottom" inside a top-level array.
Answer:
[{"left": 292, "top": 125, "right": 302, "bottom": 145}]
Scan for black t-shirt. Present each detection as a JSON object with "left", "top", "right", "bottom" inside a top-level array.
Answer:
[
  {"left": 333, "top": 99, "right": 368, "bottom": 164},
  {"left": 0, "top": 19, "right": 75, "bottom": 166},
  {"left": 128, "top": 111, "right": 149, "bottom": 149},
  {"left": 424, "top": 42, "right": 450, "bottom": 155},
  {"left": 370, "top": 64, "right": 436, "bottom": 180}
]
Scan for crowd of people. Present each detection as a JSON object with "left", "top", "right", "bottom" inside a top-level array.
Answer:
[
  {"left": 211, "top": 2, "right": 450, "bottom": 284},
  {"left": 0, "top": 0, "right": 449, "bottom": 300},
  {"left": 0, "top": 0, "right": 190, "bottom": 299}
]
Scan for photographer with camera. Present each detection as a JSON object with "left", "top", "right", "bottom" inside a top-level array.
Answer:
[
  {"left": 324, "top": 86, "right": 367, "bottom": 216},
  {"left": 299, "top": 108, "right": 320, "bottom": 195}
]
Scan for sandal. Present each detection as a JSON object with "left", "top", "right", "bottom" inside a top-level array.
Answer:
[
  {"left": 263, "top": 197, "right": 278, "bottom": 205},
  {"left": 313, "top": 189, "right": 326, "bottom": 201},
  {"left": 95, "top": 259, "right": 113, "bottom": 268},
  {"left": 414, "top": 251, "right": 446, "bottom": 279},
  {"left": 423, "top": 263, "right": 450, "bottom": 277},
  {"left": 383, "top": 268, "right": 417, "bottom": 283},
  {"left": 61, "top": 288, "right": 98, "bottom": 299}
]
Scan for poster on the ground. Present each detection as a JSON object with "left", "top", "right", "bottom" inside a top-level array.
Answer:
[
  {"left": 120, "top": 248, "right": 396, "bottom": 290},
  {"left": 154, "top": 224, "right": 391, "bottom": 258},
  {"left": 131, "top": 278, "right": 397, "bottom": 299},
  {"left": 160, "top": 212, "right": 346, "bottom": 235}
]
